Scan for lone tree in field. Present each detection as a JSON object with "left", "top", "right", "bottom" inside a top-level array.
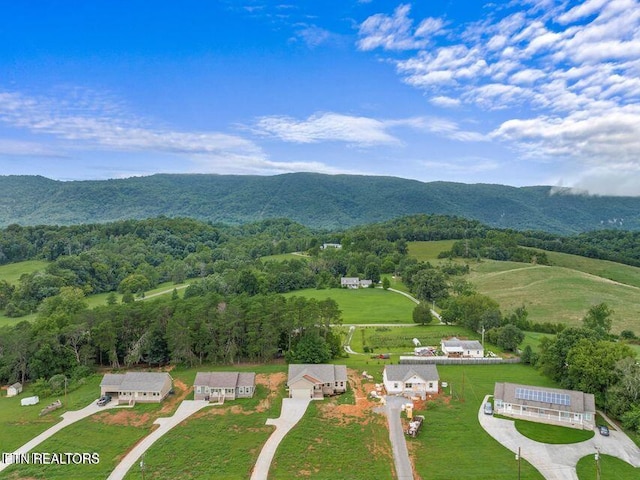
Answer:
[{"left": 413, "top": 303, "right": 434, "bottom": 326}]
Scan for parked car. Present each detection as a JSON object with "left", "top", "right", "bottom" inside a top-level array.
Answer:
[
  {"left": 484, "top": 402, "right": 493, "bottom": 415},
  {"left": 97, "top": 395, "right": 111, "bottom": 406},
  {"left": 598, "top": 425, "right": 610, "bottom": 436}
]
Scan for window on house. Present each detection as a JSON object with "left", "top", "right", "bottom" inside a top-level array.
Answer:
[
  {"left": 405, "top": 383, "right": 412, "bottom": 388},
  {"left": 428, "top": 382, "right": 433, "bottom": 389},
  {"left": 394, "top": 383, "right": 399, "bottom": 389}
]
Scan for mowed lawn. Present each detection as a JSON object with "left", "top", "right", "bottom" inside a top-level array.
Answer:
[
  {"left": 467, "top": 261, "right": 640, "bottom": 333},
  {"left": 270, "top": 399, "right": 394, "bottom": 480},
  {"left": 0, "top": 375, "right": 104, "bottom": 453},
  {"left": 283, "top": 287, "right": 416, "bottom": 324},
  {"left": 409, "top": 363, "right": 556, "bottom": 480}
]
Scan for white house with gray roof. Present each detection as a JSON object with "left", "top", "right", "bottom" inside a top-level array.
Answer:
[
  {"left": 441, "top": 337, "right": 484, "bottom": 358},
  {"left": 287, "top": 364, "right": 347, "bottom": 399},
  {"left": 100, "top": 372, "right": 173, "bottom": 404},
  {"left": 194, "top": 372, "right": 256, "bottom": 401},
  {"left": 383, "top": 365, "right": 439, "bottom": 399},
  {"left": 493, "top": 382, "right": 596, "bottom": 430}
]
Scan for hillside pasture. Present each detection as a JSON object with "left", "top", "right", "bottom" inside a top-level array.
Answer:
[
  {"left": 543, "top": 250, "right": 640, "bottom": 289},
  {"left": 468, "top": 261, "right": 640, "bottom": 333},
  {"left": 0, "top": 259, "right": 49, "bottom": 284},
  {"left": 408, "top": 240, "right": 456, "bottom": 262},
  {"left": 283, "top": 287, "right": 416, "bottom": 324}
]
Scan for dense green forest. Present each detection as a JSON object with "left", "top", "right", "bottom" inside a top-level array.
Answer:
[
  {"left": 3, "top": 173, "right": 640, "bottom": 232},
  {"left": 1, "top": 213, "right": 640, "bottom": 434}
]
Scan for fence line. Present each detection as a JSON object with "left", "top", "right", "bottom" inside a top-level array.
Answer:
[{"left": 398, "top": 356, "right": 520, "bottom": 365}]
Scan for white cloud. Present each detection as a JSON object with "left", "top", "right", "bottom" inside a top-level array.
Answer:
[
  {"left": 255, "top": 112, "right": 402, "bottom": 145},
  {"left": 419, "top": 157, "right": 499, "bottom": 174},
  {"left": 0, "top": 139, "right": 63, "bottom": 157},
  {"left": 357, "top": 4, "right": 444, "bottom": 51},
  {"left": 357, "top": 0, "right": 640, "bottom": 194},
  {"left": 255, "top": 112, "right": 486, "bottom": 145},
  {"left": 429, "top": 96, "right": 461, "bottom": 108},
  {"left": 0, "top": 90, "right": 263, "bottom": 158}
]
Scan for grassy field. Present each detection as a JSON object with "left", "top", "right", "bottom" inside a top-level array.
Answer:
[
  {"left": 409, "top": 363, "right": 554, "bottom": 480},
  {"left": 0, "top": 259, "right": 49, "bottom": 284},
  {"left": 467, "top": 261, "right": 640, "bottom": 333},
  {"left": 408, "top": 240, "right": 457, "bottom": 262},
  {"left": 270, "top": 399, "right": 394, "bottom": 480},
  {"left": 0, "top": 375, "right": 104, "bottom": 453},
  {"left": 283, "top": 287, "right": 416, "bottom": 324},
  {"left": 576, "top": 453, "right": 640, "bottom": 480},
  {"left": 514, "top": 419, "right": 595, "bottom": 443},
  {"left": 544, "top": 250, "right": 640, "bottom": 289},
  {"left": 261, "top": 253, "right": 309, "bottom": 262}
]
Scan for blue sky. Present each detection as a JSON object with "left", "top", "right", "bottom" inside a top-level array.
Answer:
[{"left": 1, "top": 0, "right": 640, "bottom": 195}]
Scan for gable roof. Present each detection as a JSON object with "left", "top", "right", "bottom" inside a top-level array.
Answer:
[
  {"left": 100, "top": 372, "right": 171, "bottom": 392},
  {"left": 287, "top": 364, "right": 347, "bottom": 386},
  {"left": 194, "top": 372, "right": 255, "bottom": 389},
  {"left": 384, "top": 364, "right": 439, "bottom": 383},
  {"left": 9, "top": 382, "right": 22, "bottom": 389},
  {"left": 494, "top": 382, "right": 595, "bottom": 414},
  {"left": 441, "top": 337, "right": 483, "bottom": 350}
]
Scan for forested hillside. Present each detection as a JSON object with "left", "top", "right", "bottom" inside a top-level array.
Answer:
[{"left": 2, "top": 173, "right": 640, "bottom": 233}]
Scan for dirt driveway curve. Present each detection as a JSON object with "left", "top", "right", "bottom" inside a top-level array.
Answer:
[{"left": 479, "top": 394, "right": 640, "bottom": 480}]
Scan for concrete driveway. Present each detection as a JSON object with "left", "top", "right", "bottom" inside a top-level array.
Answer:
[
  {"left": 106, "top": 399, "right": 210, "bottom": 480},
  {"left": 479, "top": 394, "right": 640, "bottom": 480},
  {"left": 0, "top": 398, "right": 126, "bottom": 473},
  {"left": 377, "top": 396, "right": 414, "bottom": 480},
  {"left": 250, "top": 397, "right": 311, "bottom": 480}
]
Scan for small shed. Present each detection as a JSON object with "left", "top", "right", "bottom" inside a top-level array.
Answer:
[
  {"left": 7, "top": 382, "right": 23, "bottom": 397},
  {"left": 21, "top": 396, "right": 39, "bottom": 406}
]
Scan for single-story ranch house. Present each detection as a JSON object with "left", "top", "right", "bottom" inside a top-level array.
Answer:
[
  {"left": 493, "top": 382, "right": 596, "bottom": 430},
  {"left": 194, "top": 372, "right": 256, "bottom": 401},
  {"left": 383, "top": 365, "right": 439, "bottom": 399},
  {"left": 100, "top": 372, "right": 173, "bottom": 404},
  {"left": 7, "top": 382, "right": 23, "bottom": 397},
  {"left": 441, "top": 337, "right": 484, "bottom": 358},
  {"left": 287, "top": 364, "right": 347, "bottom": 399}
]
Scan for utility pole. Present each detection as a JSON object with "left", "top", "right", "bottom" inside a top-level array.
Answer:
[
  {"left": 516, "top": 447, "right": 521, "bottom": 480},
  {"left": 140, "top": 453, "right": 146, "bottom": 480},
  {"left": 481, "top": 325, "right": 485, "bottom": 348},
  {"left": 595, "top": 448, "right": 601, "bottom": 480}
]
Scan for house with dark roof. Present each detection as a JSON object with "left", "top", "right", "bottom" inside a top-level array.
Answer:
[
  {"left": 287, "top": 364, "right": 348, "bottom": 399},
  {"left": 194, "top": 372, "right": 256, "bottom": 401},
  {"left": 383, "top": 365, "right": 439, "bottom": 399},
  {"left": 100, "top": 372, "right": 173, "bottom": 404},
  {"left": 493, "top": 382, "right": 596, "bottom": 430},
  {"left": 441, "top": 337, "right": 484, "bottom": 358}
]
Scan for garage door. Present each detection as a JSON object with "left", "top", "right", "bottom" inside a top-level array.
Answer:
[{"left": 290, "top": 388, "right": 311, "bottom": 399}]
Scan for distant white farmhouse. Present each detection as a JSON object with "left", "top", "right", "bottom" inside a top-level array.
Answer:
[
  {"left": 383, "top": 364, "right": 439, "bottom": 399},
  {"left": 340, "top": 277, "right": 373, "bottom": 289},
  {"left": 441, "top": 337, "right": 484, "bottom": 358},
  {"left": 321, "top": 243, "right": 342, "bottom": 250},
  {"left": 7, "top": 382, "right": 22, "bottom": 397},
  {"left": 494, "top": 382, "right": 596, "bottom": 430}
]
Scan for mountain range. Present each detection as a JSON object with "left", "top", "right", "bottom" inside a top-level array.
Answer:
[{"left": 2, "top": 173, "right": 640, "bottom": 233}]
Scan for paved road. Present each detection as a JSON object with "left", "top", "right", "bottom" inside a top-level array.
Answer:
[
  {"left": 478, "top": 394, "right": 640, "bottom": 479},
  {"left": 106, "top": 400, "right": 210, "bottom": 480},
  {"left": 0, "top": 398, "right": 125, "bottom": 473},
  {"left": 377, "top": 396, "right": 414, "bottom": 480},
  {"left": 250, "top": 397, "right": 311, "bottom": 480}
]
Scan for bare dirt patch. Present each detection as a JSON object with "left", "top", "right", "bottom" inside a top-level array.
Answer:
[
  {"left": 92, "top": 410, "right": 153, "bottom": 428},
  {"left": 318, "top": 368, "right": 380, "bottom": 425},
  {"left": 159, "top": 378, "right": 190, "bottom": 414}
]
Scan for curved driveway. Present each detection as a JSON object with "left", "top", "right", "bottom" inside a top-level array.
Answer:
[
  {"left": 107, "top": 400, "right": 210, "bottom": 480},
  {"left": 478, "top": 395, "right": 640, "bottom": 480},
  {"left": 251, "top": 397, "right": 312, "bottom": 480},
  {"left": 0, "top": 399, "right": 126, "bottom": 473}
]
